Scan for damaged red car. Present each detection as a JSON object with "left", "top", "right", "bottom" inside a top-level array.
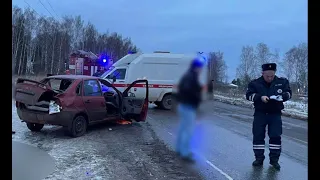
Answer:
[{"left": 14, "top": 75, "right": 149, "bottom": 137}]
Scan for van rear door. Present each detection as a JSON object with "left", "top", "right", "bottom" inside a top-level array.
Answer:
[{"left": 121, "top": 80, "right": 149, "bottom": 122}]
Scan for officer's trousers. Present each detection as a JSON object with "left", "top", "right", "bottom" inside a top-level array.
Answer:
[
  {"left": 176, "top": 103, "right": 196, "bottom": 157},
  {"left": 252, "top": 112, "right": 282, "bottom": 162}
]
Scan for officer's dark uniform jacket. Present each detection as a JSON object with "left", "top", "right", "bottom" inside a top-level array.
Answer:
[
  {"left": 246, "top": 76, "right": 292, "bottom": 114},
  {"left": 176, "top": 70, "right": 202, "bottom": 109},
  {"left": 246, "top": 75, "right": 292, "bottom": 163}
]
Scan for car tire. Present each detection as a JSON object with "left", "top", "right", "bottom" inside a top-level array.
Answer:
[
  {"left": 68, "top": 115, "right": 87, "bottom": 138},
  {"left": 160, "top": 94, "right": 172, "bottom": 110},
  {"left": 26, "top": 123, "right": 44, "bottom": 132}
]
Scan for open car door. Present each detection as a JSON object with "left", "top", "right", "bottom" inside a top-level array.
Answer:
[{"left": 121, "top": 80, "right": 149, "bottom": 122}]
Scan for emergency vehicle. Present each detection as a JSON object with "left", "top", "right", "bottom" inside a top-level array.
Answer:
[
  {"left": 100, "top": 51, "right": 208, "bottom": 110},
  {"left": 68, "top": 50, "right": 113, "bottom": 76}
]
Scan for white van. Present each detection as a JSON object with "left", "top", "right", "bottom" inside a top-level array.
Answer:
[{"left": 100, "top": 52, "right": 208, "bottom": 110}]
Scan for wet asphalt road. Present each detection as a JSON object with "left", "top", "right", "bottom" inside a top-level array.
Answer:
[
  {"left": 148, "top": 101, "right": 308, "bottom": 180},
  {"left": 12, "top": 100, "right": 307, "bottom": 180}
]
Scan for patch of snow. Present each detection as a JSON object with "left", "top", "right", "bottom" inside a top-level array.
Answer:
[
  {"left": 213, "top": 94, "right": 308, "bottom": 120},
  {"left": 229, "top": 83, "right": 238, "bottom": 87}
]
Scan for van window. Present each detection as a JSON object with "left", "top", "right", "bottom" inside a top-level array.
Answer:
[
  {"left": 108, "top": 68, "right": 126, "bottom": 80},
  {"left": 140, "top": 63, "right": 181, "bottom": 81}
]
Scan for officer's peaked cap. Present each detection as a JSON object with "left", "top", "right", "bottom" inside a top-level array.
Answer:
[{"left": 262, "top": 63, "right": 277, "bottom": 71}]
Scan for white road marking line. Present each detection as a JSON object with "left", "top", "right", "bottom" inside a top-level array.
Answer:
[
  {"left": 283, "top": 135, "right": 308, "bottom": 144},
  {"left": 157, "top": 128, "right": 234, "bottom": 179},
  {"left": 200, "top": 156, "right": 234, "bottom": 180},
  {"left": 282, "top": 121, "right": 307, "bottom": 129}
]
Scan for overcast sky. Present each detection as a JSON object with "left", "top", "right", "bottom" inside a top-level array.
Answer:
[{"left": 13, "top": 0, "right": 307, "bottom": 81}]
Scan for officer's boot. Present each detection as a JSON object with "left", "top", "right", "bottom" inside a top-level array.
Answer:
[
  {"left": 252, "top": 159, "right": 263, "bottom": 167},
  {"left": 270, "top": 161, "right": 281, "bottom": 170}
]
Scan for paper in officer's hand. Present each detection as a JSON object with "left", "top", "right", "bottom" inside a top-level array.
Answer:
[
  {"left": 270, "top": 95, "right": 277, "bottom": 100},
  {"left": 270, "top": 95, "right": 283, "bottom": 102}
]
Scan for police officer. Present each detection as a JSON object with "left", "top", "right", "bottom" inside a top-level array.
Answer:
[{"left": 246, "top": 63, "right": 292, "bottom": 170}]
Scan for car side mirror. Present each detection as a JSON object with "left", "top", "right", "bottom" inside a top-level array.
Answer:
[{"left": 112, "top": 76, "right": 116, "bottom": 83}]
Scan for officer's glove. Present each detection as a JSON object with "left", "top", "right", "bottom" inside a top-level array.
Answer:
[
  {"left": 270, "top": 95, "right": 283, "bottom": 102},
  {"left": 261, "top": 96, "right": 269, "bottom": 103}
]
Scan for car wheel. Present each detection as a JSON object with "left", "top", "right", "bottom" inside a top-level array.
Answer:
[
  {"left": 160, "top": 94, "right": 172, "bottom": 110},
  {"left": 69, "top": 115, "right": 87, "bottom": 137},
  {"left": 26, "top": 123, "right": 44, "bottom": 132}
]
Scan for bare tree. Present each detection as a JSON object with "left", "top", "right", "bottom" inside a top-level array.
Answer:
[
  {"left": 207, "top": 51, "right": 228, "bottom": 83},
  {"left": 271, "top": 48, "right": 280, "bottom": 64},
  {"left": 253, "top": 43, "right": 280, "bottom": 76},
  {"left": 283, "top": 43, "right": 308, "bottom": 90},
  {"left": 236, "top": 45, "right": 256, "bottom": 80},
  {"left": 282, "top": 49, "right": 295, "bottom": 81},
  {"left": 255, "top": 43, "right": 272, "bottom": 65},
  {"left": 236, "top": 45, "right": 257, "bottom": 89}
]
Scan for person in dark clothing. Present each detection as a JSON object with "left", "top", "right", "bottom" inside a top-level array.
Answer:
[
  {"left": 175, "top": 57, "right": 204, "bottom": 162},
  {"left": 246, "top": 63, "right": 292, "bottom": 170},
  {"left": 207, "top": 79, "right": 214, "bottom": 100}
]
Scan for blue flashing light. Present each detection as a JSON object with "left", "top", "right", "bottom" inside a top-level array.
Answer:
[{"left": 103, "top": 59, "right": 107, "bottom": 63}]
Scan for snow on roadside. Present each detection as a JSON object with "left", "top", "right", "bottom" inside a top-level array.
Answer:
[{"left": 213, "top": 94, "right": 308, "bottom": 120}]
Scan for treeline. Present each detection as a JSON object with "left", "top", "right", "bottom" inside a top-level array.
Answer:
[
  {"left": 12, "top": 6, "right": 138, "bottom": 76},
  {"left": 232, "top": 42, "right": 308, "bottom": 94}
]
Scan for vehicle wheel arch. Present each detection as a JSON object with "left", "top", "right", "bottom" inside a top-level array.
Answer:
[
  {"left": 73, "top": 112, "right": 89, "bottom": 125},
  {"left": 156, "top": 89, "right": 172, "bottom": 102},
  {"left": 68, "top": 112, "right": 88, "bottom": 137}
]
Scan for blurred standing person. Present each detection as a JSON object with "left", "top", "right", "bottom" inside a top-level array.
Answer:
[
  {"left": 175, "top": 57, "right": 205, "bottom": 162},
  {"left": 246, "top": 63, "right": 292, "bottom": 170},
  {"left": 207, "top": 79, "right": 214, "bottom": 100},
  {"left": 12, "top": 79, "right": 16, "bottom": 134}
]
